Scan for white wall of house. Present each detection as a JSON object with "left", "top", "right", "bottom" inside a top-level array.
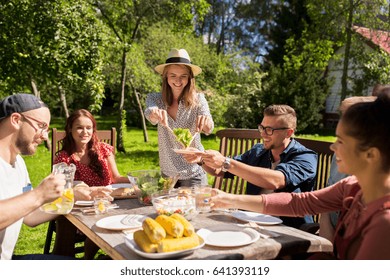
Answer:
[{"left": 326, "top": 45, "right": 374, "bottom": 114}]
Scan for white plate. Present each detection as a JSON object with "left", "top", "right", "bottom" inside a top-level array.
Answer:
[
  {"left": 95, "top": 214, "right": 147, "bottom": 230},
  {"left": 108, "top": 183, "right": 133, "bottom": 189},
  {"left": 124, "top": 233, "right": 205, "bottom": 259},
  {"left": 231, "top": 210, "right": 283, "bottom": 225},
  {"left": 173, "top": 149, "right": 205, "bottom": 155},
  {"left": 75, "top": 200, "right": 93, "bottom": 206},
  {"left": 196, "top": 224, "right": 259, "bottom": 247}
]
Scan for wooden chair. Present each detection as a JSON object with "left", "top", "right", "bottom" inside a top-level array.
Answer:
[
  {"left": 213, "top": 129, "right": 262, "bottom": 194},
  {"left": 213, "top": 128, "right": 333, "bottom": 223},
  {"left": 43, "top": 127, "right": 116, "bottom": 255}
]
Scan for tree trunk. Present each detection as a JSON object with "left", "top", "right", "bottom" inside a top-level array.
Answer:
[
  {"left": 31, "top": 78, "right": 51, "bottom": 151},
  {"left": 129, "top": 79, "right": 148, "bottom": 142},
  {"left": 340, "top": 0, "right": 354, "bottom": 102},
  {"left": 116, "top": 48, "right": 127, "bottom": 153},
  {"left": 58, "top": 85, "right": 69, "bottom": 118},
  {"left": 216, "top": 3, "right": 225, "bottom": 55},
  {"left": 30, "top": 79, "right": 40, "bottom": 99}
]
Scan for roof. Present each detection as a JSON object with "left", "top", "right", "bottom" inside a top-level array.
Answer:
[{"left": 353, "top": 26, "right": 390, "bottom": 54}]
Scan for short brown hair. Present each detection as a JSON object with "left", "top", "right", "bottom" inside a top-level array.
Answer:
[{"left": 263, "top": 104, "right": 297, "bottom": 130}]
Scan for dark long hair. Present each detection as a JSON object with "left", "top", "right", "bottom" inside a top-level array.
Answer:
[
  {"left": 59, "top": 109, "right": 104, "bottom": 178},
  {"left": 342, "top": 92, "right": 390, "bottom": 172}
]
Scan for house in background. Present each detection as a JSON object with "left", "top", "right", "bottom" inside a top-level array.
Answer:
[{"left": 324, "top": 26, "right": 390, "bottom": 128}]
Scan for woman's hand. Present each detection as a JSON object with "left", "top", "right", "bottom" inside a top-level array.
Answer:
[
  {"left": 210, "top": 188, "right": 236, "bottom": 210},
  {"left": 74, "top": 185, "right": 113, "bottom": 201},
  {"left": 149, "top": 108, "right": 169, "bottom": 126},
  {"left": 196, "top": 115, "right": 212, "bottom": 134}
]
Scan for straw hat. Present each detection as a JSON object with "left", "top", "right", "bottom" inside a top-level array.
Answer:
[{"left": 154, "top": 48, "right": 202, "bottom": 76}]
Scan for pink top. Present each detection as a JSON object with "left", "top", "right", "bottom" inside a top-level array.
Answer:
[
  {"left": 54, "top": 142, "right": 114, "bottom": 187},
  {"left": 262, "top": 176, "right": 390, "bottom": 259}
]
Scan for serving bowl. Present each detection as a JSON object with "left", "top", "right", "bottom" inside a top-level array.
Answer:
[
  {"left": 127, "top": 170, "right": 179, "bottom": 205},
  {"left": 151, "top": 188, "right": 197, "bottom": 220}
]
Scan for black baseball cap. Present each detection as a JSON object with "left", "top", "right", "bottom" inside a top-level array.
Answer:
[{"left": 0, "top": 93, "right": 48, "bottom": 120}]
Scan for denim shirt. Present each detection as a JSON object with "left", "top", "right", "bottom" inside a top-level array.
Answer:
[{"left": 224, "top": 138, "right": 318, "bottom": 228}]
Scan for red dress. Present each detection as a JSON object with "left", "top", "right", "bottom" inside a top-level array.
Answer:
[{"left": 54, "top": 142, "right": 114, "bottom": 186}]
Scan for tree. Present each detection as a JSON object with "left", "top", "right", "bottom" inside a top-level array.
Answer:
[{"left": 0, "top": 0, "right": 106, "bottom": 115}]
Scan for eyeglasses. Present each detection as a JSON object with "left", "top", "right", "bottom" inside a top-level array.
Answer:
[
  {"left": 20, "top": 113, "right": 49, "bottom": 138},
  {"left": 258, "top": 124, "right": 290, "bottom": 136}
]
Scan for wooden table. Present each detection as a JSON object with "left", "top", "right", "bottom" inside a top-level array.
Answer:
[{"left": 66, "top": 198, "right": 333, "bottom": 260}]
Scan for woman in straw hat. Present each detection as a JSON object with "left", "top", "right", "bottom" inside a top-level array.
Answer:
[{"left": 144, "top": 48, "right": 214, "bottom": 186}]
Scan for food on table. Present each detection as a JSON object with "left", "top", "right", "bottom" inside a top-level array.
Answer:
[
  {"left": 142, "top": 217, "right": 166, "bottom": 243},
  {"left": 173, "top": 128, "right": 193, "bottom": 148},
  {"left": 152, "top": 191, "right": 197, "bottom": 220},
  {"left": 138, "top": 182, "right": 159, "bottom": 205},
  {"left": 155, "top": 215, "right": 184, "bottom": 238},
  {"left": 111, "top": 187, "right": 135, "bottom": 197},
  {"left": 157, "top": 233, "right": 200, "bottom": 253},
  {"left": 170, "top": 213, "right": 195, "bottom": 237},
  {"left": 133, "top": 214, "right": 200, "bottom": 253},
  {"left": 133, "top": 230, "right": 158, "bottom": 253},
  {"left": 137, "top": 176, "right": 179, "bottom": 205},
  {"left": 158, "top": 176, "right": 177, "bottom": 190}
]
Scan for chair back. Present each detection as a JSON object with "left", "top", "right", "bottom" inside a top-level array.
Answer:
[
  {"left": 213, "top": 128, "right": 334, "bottom": 196},
  {"left": 294, "top": 138, "right": 333, "bottom": 191},
  {"left": 51, "top": 127, "right": 117, "bottom": 167},
  {"left": 213, "top": 129, "right": 262, "bottom": 194}
]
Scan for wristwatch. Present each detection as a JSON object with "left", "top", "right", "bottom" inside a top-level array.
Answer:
[{"left": 221, "top": 157, "right": 231, "bottom": 172}]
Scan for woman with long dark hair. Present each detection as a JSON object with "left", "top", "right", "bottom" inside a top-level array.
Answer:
[
  {"left": 211, "top": 93, "right": 390, "bottom": 259},
  {"left": 53, "top": 109, "right": 128, "bottom": 259},
  {"left": 55, "top": 109, "right": 128, "bottom": 186}
]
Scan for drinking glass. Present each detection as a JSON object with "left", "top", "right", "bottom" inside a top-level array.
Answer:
[{"left": 194, "top": 185, "right": 212, "bottom": 213}]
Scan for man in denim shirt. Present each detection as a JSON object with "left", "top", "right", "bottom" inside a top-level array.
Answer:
[{"left": 186, "top": 105, "right": 317, "bottom": 228}]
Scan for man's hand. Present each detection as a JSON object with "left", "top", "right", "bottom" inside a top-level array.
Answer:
[
  {"left": 180, "top": 147, "right": 204, "bottom": 164},
  {"left": 35, "top": 173, "right": 66, "bottom": 205},
  {"left": 201, "top": 150, "right": 226, "bottom": 169}
]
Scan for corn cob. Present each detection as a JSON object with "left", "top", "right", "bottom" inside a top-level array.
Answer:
[
  {"left": 170, "top": 213, "right": 194, "bottom": 237},
  {"left": 157, "top": 234, "right": 200, "bottom": 253},
  {"left": 133, "top": 230, "right": 158, "bottom": 253},
  {"left": 155, "top": 214, "right": 184, "bottom": 238},
  {"left": 142, "top": 217, "right": 166, "bottom": 243}
]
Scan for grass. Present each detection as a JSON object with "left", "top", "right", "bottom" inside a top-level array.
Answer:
[{"left": 14, "top": 121, "right": 335, "bottom": 256}]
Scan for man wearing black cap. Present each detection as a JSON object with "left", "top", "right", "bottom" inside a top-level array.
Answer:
[{"left": 0, "top": 93, "right": 73, "bottom": 260}]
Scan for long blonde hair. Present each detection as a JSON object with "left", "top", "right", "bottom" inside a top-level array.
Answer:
[{"left": 161, "top": 65, "right": 198, "bottom": 108}]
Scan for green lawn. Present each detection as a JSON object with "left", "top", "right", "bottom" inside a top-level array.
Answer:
[{"left": 14, "top": 123, "right": 335, "bottom": 256}]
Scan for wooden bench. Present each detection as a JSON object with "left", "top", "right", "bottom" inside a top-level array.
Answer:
[{"left": 213, "top": 128, "right": 334, "bottom": 222}]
